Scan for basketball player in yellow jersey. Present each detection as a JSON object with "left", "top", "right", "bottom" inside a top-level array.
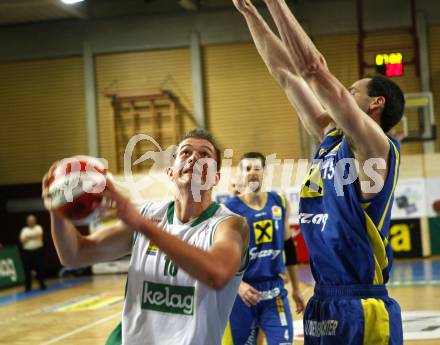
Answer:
[{"left": 233, "top": 1, "right": 405, "bottom": 344}]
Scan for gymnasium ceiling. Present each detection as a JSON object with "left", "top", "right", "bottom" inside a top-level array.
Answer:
[{"left": 0, "top": 0, "right": 349, "bottom": 26}]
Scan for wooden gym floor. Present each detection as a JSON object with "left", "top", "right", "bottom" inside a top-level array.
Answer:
[{"left": 1, "top": 258, "right": 439, "bottom": 345}]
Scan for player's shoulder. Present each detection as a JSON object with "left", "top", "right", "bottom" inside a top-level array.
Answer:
[
  {"left": 386, "top": 134, "right": 401, "bottom": 152},
  {"left": 315, "top": 128, "right": 344, "bottom": 158},
  {"left": 138, "top": 200, "right": 170, "bottom": 219},
  {"left": 267, "top": 191, "right": 287, "bottom": 209},
  {"left": 320, "top": 128, "right": 343, "bottom": 145},
  {"left": 211, "top": 205, "right": 248, "bottom": 235},
  {"left": 214, "top": 202, "right": 241, "bottom": 218},
  {"left": 223, "top": 195, "right": 241, "bottom": 210}
]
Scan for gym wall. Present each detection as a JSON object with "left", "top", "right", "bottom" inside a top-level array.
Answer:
[
  {"left": 0, "top": 28, "right": 438, "bottom": 184},
  {"left": 95, "top": 48, "right": 194, "bottom": 172},
  {"left": 429, "top": 25, "right": 440, "bottom": 152},
  {"left": 0, "top": 57, "right": 86, "bottom": 185},
  {"left": 203, "top": 42, "right": 303, "bottom": 163}
]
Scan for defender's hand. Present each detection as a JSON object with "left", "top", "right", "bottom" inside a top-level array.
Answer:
[{"left": 232, "top": 0, "right": 254, "bottom": 13}]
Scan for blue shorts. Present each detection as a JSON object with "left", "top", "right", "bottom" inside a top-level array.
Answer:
[
  {"left": 304, "top": 285, "right": 403, "bottom": 345},
  {"left": 223, "top": 278, "right": 293, "bottom": 345}
]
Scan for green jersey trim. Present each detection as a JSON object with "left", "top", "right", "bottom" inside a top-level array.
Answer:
[
  {"left": 167, "top": 201, "right": 174, "bottom": 224},
  {"left": 105, "top": 321, "right": 122, "bottom": 345},
  {"left": 166, "top": 201, "right": 221, "bottom": 227},
  {"left": 209, "top": 215, "right": 234, "bottom": 246}
]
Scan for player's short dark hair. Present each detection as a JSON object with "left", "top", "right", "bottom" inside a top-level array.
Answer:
[
  {"left": 240, "top": 152, "right": 266, "bottom": 169},
  {"left": 178, "top": 129, "right": 222, "bottom": 171},
  {"left": 367, "top": 76, "right": 405, "bottom": 132}
]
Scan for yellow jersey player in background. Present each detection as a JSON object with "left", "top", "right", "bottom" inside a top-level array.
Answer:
[{"left": 223, "top": 152, "right": 305, "bottom": 345}]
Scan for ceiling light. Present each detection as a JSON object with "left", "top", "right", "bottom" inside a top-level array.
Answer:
[{"left": 60, "top": 0, "right": 85, "bottom": 4}]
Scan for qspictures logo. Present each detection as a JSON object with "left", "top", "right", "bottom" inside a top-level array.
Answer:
[
  {"left": 141, "top": 281, "right": 194, "bottom": 315},
  {"left": 0, "top": 258, "right": 17, "bottom": 282}
]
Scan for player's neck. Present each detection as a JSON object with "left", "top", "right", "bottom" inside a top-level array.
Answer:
[
  {"left": 174, "top": 190, "right": 213, "bottom": 224},
  {"left": 241, "top": 191, "right": 267, "bottom": 209}
]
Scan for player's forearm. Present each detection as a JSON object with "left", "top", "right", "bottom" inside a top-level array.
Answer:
[
  {"left": 264, "top": 0, "right": 370, "bottom": 139},
  {"left": 264, "top": 0, "right": 324, "bottom": 79},
  {"left": 242, "top": 4, "right": 329, "bottom": 140},
  {"left": 284, "top": 82, "right": 331, "bottom": 140},
  {"left": 137, "top": 219, "right": 241, "bottom": 289},
  {"left": 306, "top": 70, "right": 391, "bottom": 155},
  {"left": 286, "top": 265, "right": 300, "bottom": 292},
  {"left": 241, "top": 3, "right": 295, "bottom": 84},
  {"left": 50, "top": 212, "right": 89, "bottom": 268}
]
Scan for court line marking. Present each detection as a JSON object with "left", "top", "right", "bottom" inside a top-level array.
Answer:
[{"left": 39, "top": 312, "right": 120, "bottom": 345}]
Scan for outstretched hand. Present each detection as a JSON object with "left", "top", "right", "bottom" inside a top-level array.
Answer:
[{"left": 232, "top": 0, "right": 254, "bottom": 13}]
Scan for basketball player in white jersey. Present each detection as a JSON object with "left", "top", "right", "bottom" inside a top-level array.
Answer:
[{"left": 42, "top": 129, "right": 250, "bottom": 345}]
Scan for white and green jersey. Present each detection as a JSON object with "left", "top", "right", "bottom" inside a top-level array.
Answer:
[{"left": 119, "top": 201, "right": 246, "bottom": 345}]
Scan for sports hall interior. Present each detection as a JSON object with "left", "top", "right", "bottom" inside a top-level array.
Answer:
[{"left": 1, "top": 0, "right": 440, "bottom": 344}]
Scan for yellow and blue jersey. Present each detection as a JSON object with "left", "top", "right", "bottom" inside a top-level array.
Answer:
[
  {"left": 223, "top": 192, "right": 294, "bottom": 344},
  {"left": 299, "top": 128, "right": 400, "bottom": 286},
  {"left": 224, "top": 191, "right": 287, "bottom": 283},
  {"left": 300, "top": 128, "right": 403, "bottom": 345}
]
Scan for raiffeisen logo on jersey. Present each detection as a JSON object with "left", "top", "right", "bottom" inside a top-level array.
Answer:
[{"left": 141, "top": 281, "right": 194, "bottom": 315}]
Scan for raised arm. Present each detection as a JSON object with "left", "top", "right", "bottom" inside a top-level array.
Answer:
[
  {"left": 42, "top": 164, "right": 133, "bottom": 269},
  {"left": 233, "top": 0, "right": 333, "bottom": 141},
  {"left": 49, "top": 214, "right": 132, "bottom": 268},
  {"left": 262, "top": 0, "right": 390, "bottom": 161}
]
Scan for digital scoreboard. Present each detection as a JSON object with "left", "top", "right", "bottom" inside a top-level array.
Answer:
[{"left": 375, "top": 52, "right": 403, "bottom": 77}]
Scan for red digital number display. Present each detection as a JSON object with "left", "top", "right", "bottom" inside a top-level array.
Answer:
[{"left": 385, "top": 63, "right": 403, "bottom": 77}]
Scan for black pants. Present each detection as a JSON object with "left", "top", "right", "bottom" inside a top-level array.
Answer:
[{"left": 22, "top": 248, "right": 46, "bottom": 291}]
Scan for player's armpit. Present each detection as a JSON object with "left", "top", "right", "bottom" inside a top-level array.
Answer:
[{"left": 305, "top": 69, "right": 390, "bottom": 161}]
